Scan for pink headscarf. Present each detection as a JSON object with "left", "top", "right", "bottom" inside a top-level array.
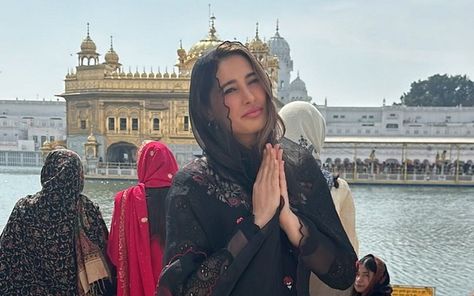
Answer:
[
  {"left": 108, "top": 141, "right": 178, "bottom": 296},
  {"left": 137, "top": 141, "right": 179, "bottom": 187}
]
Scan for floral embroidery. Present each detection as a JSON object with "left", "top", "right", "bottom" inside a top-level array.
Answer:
[
  {"left": 185, "top": 158, "right": 251, "bottom": 209},
  {"left": 283, "top": 275, "right": 293, "bottom": 290}
]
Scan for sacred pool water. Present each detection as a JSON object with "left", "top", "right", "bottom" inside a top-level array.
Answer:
[{"left": 1, "top": 173, "right": 473, "bottom": 296}]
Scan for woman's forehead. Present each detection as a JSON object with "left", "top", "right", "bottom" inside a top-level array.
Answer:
[
  {"left": 359, "top": 264, "right": 370, "bottom": 272},
  {"left": 216, "top": 55, "right": 253, "bottom": 81}
]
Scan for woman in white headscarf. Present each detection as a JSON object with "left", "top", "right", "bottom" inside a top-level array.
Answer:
[{"left": 279, "top": 101, "right": 359, "bottom": 296}]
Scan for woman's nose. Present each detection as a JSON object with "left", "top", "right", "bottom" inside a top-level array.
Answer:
[{"left": 241, "top": 86, "right": 256, "bottom": 104}]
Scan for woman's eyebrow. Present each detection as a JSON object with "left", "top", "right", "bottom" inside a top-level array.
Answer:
[
  {"left": 219, "top": 79, "right": 236, "bottom": 89},
  {"left": 219, "top": 72, "right": 257, "bottom": 89},
  {"left": 246, "top": 72, "right": 257, "bottom": 79}
]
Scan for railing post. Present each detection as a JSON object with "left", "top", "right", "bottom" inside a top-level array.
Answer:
[
  {"left": 455, "top": 144, "right": 460, "bottom": 183},
  {"left": 402, "top": 143, "right": 407, "bottom": 181},
  {"left": 353, "top": 144, "right": 357, "bottom": 181}
]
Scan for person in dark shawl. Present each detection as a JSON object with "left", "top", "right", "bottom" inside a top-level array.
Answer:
[
  {"left": 353, "top": 254, "right": 392, "bottom": 296},
  {"left": 157, "top": 41, "right": 357, "bottom": 296},
  {"left": 0, "top": 149, "right": 113, "bottom": 295}
]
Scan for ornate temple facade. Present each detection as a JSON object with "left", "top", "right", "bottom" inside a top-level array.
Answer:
[{"left": 59, "top": 20, "right": 280, "bottom": 166}]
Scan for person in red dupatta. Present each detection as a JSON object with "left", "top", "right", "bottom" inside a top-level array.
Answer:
[{"left": 107, "top": 141, "right": 179, "bottom": 296}]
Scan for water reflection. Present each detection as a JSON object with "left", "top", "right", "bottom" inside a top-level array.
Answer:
[
  {"left": 83, "top": 179, "right": 134, "bottom": 226},
  {"left": 352, "top": 186, "right": 474, "bottom": 296}
]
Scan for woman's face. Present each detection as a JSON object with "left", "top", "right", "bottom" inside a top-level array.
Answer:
[
  {"left": 212, "top": 54, "right": 268, "bottom": 147},
  {"left": 354, "top": 264, "right": 374, "bottom": 293}
]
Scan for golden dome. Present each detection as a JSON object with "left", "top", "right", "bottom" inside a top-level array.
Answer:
[
  {"left": 105, "top": 36, "right": 120, "bottom": 64},
  {"left": 105, "top": 49, "right": 118, "bottom": 63},
  {"left": 81, "top": 36, "right": 97, "bottom": 53},
  {"left": 187, "top": 15, "right": 222, "bottom": 59},
  {"left": 247, "top": 22, "right": 269, "bottom": 53},
  {"left": 80, "top": 23, "right": 97, "bottom": 54},
  {"left": 87, "top": 133, "right": 97, "bottom": 143},
  {"left": 42, "top": 139, "right": 51, "bottom": 148}
]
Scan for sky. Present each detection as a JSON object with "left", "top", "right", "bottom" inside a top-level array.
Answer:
[{"left": 1, "top": 0, "right": 473, "bottom": 107}]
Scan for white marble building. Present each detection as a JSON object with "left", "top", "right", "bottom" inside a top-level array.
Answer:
[
  {"left": 315, "top": 103, "right": 474, "bottom": 163},
  {"left": 0, "top": 99, "right": 66, "bottom": 151},
  {"left": 317, "top": 103, "right": 474, "bottom": 138}
]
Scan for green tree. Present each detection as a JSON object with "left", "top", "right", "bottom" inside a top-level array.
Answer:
[{"left": 400, "top": 74, "right": 474, "bottom": 106}]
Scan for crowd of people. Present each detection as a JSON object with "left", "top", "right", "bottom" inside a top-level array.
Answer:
[
  {"left": 0, "top": 42, "right": 393, "bottom": 295},
  {"left": 323, "top": 155, "right": 474, "bottom": 176}
]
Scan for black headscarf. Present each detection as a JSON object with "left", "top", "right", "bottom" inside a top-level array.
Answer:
[
  {"left": 0, "top": 149, "right": 112, "bottom": 295},
  {"left": 188, "top": 41, "right": 283, "bottom": 190}
]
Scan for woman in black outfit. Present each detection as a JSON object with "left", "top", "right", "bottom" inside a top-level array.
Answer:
[{"left": 157, "top": 41, "right": 357, "bottom": 296}]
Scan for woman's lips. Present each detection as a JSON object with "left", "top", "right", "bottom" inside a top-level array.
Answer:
[{"left": 242, "top": 107, "right": 263, "bottom": 118}]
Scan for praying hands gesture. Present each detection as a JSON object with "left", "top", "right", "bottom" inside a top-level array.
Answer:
[{"left": 252, "top": 143, "right": 305, "bottom": 247}]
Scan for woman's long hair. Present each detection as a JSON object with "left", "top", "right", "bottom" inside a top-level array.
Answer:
[
  {"left": 188, "top": 41, "right": 284, "bottom": 186},
  {"left": 146, "top": 187, "right": 169, "bottom": 243},
  {"left": 136, "top": 141, "right": 179, "bottom": 245}
]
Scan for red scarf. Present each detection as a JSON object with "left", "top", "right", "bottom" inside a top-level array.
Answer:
[{"left": 108, "top": 141, "right": 179, "bottom": 296}]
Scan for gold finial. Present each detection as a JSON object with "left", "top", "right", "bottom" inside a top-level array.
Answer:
[
  {"left": 209, "top": 13, "right": 216, "bottom": 37},
  {"left": 180, "top": 39, "right": 183, "bottom": 49},
  {"left": 86, "top": 22, "right": 90, "bottom": 37},
  {"left": 110, "top": 35, "right": 114, "bottom": 50},
  {"left": 255, "top": 22, "right": 259, "bottom": 39}
]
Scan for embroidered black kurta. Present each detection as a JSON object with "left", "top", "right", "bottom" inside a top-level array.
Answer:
[{"left": 157, "top": 139, "right": 357, "bottom": 296}]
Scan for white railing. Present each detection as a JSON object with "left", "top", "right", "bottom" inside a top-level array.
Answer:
[
  {"left": 0, "top": 151, "right": 42, "bottom": 167},
  {"left": 84, "top": 161, "right": 137, "bottom": 178}
]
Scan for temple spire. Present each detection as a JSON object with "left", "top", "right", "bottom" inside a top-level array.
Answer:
[{"left": 255, "top": 22, "right": 260, "bottom": 40}]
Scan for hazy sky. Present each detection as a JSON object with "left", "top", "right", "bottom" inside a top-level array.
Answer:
[{"left": 1, "top": 0, "right": 473, "bottom": 106}]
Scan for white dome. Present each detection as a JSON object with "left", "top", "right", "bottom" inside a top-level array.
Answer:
[
  {"left": 290, "top": 75, "right": 307, "bottom": 92},
  {"left": 268, "top": 31, "right": 290, "bottom": 57}
]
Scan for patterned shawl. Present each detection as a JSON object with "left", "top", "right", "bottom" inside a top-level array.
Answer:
[{"left": 0, "top": 149, "right": 112, "bottom": 295}]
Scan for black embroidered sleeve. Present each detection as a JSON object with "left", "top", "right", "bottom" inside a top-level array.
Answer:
[
  {"left": 283, "top": 140, "right": 358, "bottom": 290},
  {"left": 157, "top": 169, "right": 265, "bottom": 296}
]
